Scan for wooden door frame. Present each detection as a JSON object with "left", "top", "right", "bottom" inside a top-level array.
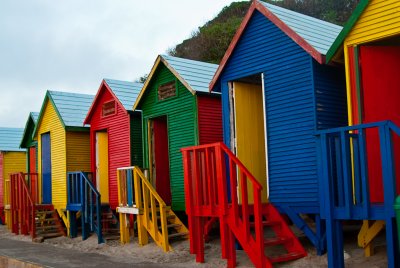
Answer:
[{"left": 229, "top": 76, "right": 270, "bottom": 198}]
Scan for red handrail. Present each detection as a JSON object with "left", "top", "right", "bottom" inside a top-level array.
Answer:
[
  {"left": 10, "top": 172, "right": 36, "bottom": 238},
  {"left": 182, "top": 142, "right": 266, "bottom": 267}
]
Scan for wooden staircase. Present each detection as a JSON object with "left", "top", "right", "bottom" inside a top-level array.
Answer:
[
  {"left": 100, "top": 205, "right": 120, "bottom": 241},
  {"left": 117, "top": 167, "right": 188, "bottom": 252},
  {"left": 34, "top": 204, "right": 66, "bottom": 239},
  {"left": 67, "top": 171, "right": 103, "bottom": 244},
  {"left": 182, "top": 143, "right": 306, "bottom": 267}
]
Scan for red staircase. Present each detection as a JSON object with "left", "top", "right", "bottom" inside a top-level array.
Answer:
[
  {"left": 182, "top": 142, "right": 306, "bottom": 267},
  {"left": 10, "top": 172, "right": 65, "bottom": 239}
]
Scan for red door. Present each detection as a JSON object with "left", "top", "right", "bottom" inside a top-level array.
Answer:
[
  {"left": 151, "top": 117, "right": 172, "bottom": 205},
  {"left": 360, "top": 46, "right": 400, "bottom": 203},
  {"left": 29, "top": 146, "right": 37, "bottom": 173}
]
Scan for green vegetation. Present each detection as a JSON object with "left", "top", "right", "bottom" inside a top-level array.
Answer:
[{"left": 168, "top": 0, "right": 360, "bottom": 65}]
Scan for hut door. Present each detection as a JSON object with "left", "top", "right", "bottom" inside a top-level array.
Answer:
[
  {"left": 29, "top": 146, "right": 37, "bottom": 173},
  {"left": 359, "top": 46, "right": 400, "bottom": 202},
  {"left": 232, "top": 82, "right": 267, "bottom": 203},
  {"left": 96, "top": 132, "right": 109, "bottom": 204},
  {"left": 41, "top": 133, "right": 52, "bottom": 204},
  {"left": 149, "top": 117, "right": 172, "bottom": 205}
]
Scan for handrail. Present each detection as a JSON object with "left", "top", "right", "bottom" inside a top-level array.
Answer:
[
  {"left": 181, "top": 142, "right": 265, "bottom": 266},
  {"left": 67, "top": 171, "right": 103, "bottom": 243},
  {"left": 117, "top": 167, "right": 170, "bottom": 251},
  {"left": 316, "top": 120, "right": 399, "bottom": 219},
  {"left": 9, "top": 172, "right": 36, "bottom": 238}
]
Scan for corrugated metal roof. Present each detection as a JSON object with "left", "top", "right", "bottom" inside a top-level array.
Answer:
[
  {"left": 261, "top": 1, "right": 343, "bottom": 55},
  {"left": 48, "top": 91, "right": 94, "bottom": 127},
  {"left": 31, "top": 112, "right": 39, "bottom": 123},
  {"left": 162, "top": 55, "right": 218, "bottom": 93},
  {"left": 0, "top": 127, "right": 25, "bottom": 152},
  {"left": 104, "top": 79, "right": 143, "bottom": 110}
]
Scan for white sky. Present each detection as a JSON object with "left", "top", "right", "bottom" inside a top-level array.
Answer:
[{"left": 0, "top": 0, "right": 243, "bottom": 127}]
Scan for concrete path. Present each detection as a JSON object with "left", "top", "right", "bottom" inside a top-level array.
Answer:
[{"left": 0, "top": 237, "right": 169, "bottom": 268}]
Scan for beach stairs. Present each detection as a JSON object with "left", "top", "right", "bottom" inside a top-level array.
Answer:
[
  {"left": 34, "top": 204, "right": 66, "bottom": 239},
  {"left": 181, "top": 143, "right": 307, "bottom": 268},
  {"left": 66, "top": 171, "right": 104, "bottom": 244},
  {"left": 316, "top": 120, "right": 400, "bottom": 268},
  {"left": 99, "top": 205, "right": 120, "bottom": 241},
  {"left": 117, "top": 167, "right": 189, "bottom": 252},
  {"left": 8, "top": 172, "right": 65, "bottom": 240}
]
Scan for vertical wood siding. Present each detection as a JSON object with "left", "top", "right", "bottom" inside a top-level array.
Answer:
[
  {"left": 130, "top": 113, "right": 143, "bottom": 167},
  {"left": 37, "top": 100, "right": 66, "bottom": 209},
  {"left": 217, "top": 10, "right": 346, "bottom": 212},
  {"left": 29, "top": 146, "right": 37, "bottom": 173},
  {"left": 197, "top": 95, "right": 223, "bottom": 145},
  {"left": 88, "top": 88, "right": 131, "bottom": 209},
  {"left": 345, "top": 0, "right": 400, "bottom": 46},
  {"left": 141, "top": 64, "right": 196, "bottom": 211},
  {"left": 66, "top": 131, "right": 90, "bottom": 173},
  {"left": 3, "top": 152, "right": 27, "bottom": 208}
]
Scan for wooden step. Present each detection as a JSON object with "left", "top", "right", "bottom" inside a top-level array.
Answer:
[
  {"left": 35, "top": 225, "right": 60, "bottom": 230},
  {"left": 40, "top": 232, "right": 64, "bottom": 238},
  {"left": 168, "top": 232, "right": 188, "bottom": 239},
  {"left": 264, "top": 237, "right": 291, "bottom": 247},
  {"left": 158, "top": 223, "right": 181, "bottom": 230},
  {"left": 36, "top": 217, "right": 57, "bottom": 223},
  {"left": 250, "top": 220, "right": 281, "bottom": 228},
  {"left": 269, "top": 252, "right": 306, "bottom": 263}
]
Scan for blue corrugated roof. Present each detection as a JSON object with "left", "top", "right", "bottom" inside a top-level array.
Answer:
[
  {"left": 261, "top": 1, "right": 343, "bottom": 55},
  {"left": 162, "top": 55, "right": 218, "bottom": 93},
  {"left": 48, "top": 91, "right": 94, "bottom": 127},
  {"left": 104, "top": 79, "right": 143, "bottom": 110},
  {"left": 0, "top": 128, "right": 25, "bottom": 152}
]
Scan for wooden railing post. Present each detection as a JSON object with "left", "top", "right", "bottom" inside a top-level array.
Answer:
[{"left": 133, "top": 167, "right": 148, "bottom": 246}]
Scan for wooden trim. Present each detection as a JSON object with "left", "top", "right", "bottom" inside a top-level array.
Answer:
[
  {"left": 133, "top": 55, "right": 197, "bottom": 111},
  {"left": 210, "top": 0, "right": 325, "bottom": 91},
  {"left": 325, "top": 0, "right": 369, "bottom": 63},
  {"left": 209, "top": 2, "right": 257, "bottom": 91},
  {"left": 84, "top": 80, "right": 128, "bottom": 125}
]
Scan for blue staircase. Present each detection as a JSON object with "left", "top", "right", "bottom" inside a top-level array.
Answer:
[
  {"left": 317, "top": 120, "right": 400, "bottom": 268},
  {"left": 66, "top": 171, "right": 103, "bottom": 244}
]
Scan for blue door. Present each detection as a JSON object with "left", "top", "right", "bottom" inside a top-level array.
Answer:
[{"left": 41, "top": 133, "right": 52, "bottom": 204}]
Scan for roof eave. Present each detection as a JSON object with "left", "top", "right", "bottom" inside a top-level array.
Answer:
[
  {"left": 326, "top": 0, "right": 370, "bottom": 63},
  {"left": 210, "top": 0, "right": 328, "bottom": 91},
  {"left": 132, "top": 55, "right": 196, "bottom": 111}
]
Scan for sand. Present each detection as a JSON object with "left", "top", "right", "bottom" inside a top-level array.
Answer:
[{"left": 0, "top": 224, "right": 388, "bottom": 267}]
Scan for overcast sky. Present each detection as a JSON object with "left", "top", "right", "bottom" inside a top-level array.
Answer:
[{"left": 0, "top": 0, "right": 242, "bottom": 128}]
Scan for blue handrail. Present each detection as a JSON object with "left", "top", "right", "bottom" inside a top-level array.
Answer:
[
  {"left": 317, "top": 120, "right": 398, "bottom": 219},
  {"left": 67, "top": 171, "right": 103, "bottom": 244}
]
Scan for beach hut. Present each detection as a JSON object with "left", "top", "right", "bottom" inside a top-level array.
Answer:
[
  {"left": 32, "top": 90, "right": 94, "bottom": 234},
  {"left": 0, "top": 128, "right": 26, "bottom": 226},
  {"left": 132, "top": 55, "right": 222, "bottom": 211},
  {"left": 321, "top": 1, "right": 400, "bottom": 267},
  {"left": 84, "top": 79, "right": 143, "bottom": 209},
  {"left": 20, "top": 112, "right": 39, "bottom": 174},
  {"left": 207, "top": 0, "right": 348, "bottom": 254}
]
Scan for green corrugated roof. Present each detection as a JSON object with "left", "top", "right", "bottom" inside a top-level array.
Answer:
[{"left": 0, "top": 127, "right": 25, "bottom": 152}]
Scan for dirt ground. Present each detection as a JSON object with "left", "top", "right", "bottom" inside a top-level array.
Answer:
[{"left": 0, "top": 224, "right": 388, "bottom": 267}]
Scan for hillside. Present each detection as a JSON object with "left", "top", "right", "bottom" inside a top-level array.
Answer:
[{"left": 168, "top": 0, "right": 360, "bottom": 64}]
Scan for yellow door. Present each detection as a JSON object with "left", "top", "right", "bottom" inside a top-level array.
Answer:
[
  {"left": 96, "top": 132, "right": 109, "bottom": 204},
  {"left": 233, "top": 82, "right": 267, "bottom": 203}
]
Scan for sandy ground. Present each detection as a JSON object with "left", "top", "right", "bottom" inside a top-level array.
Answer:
[{"left": 0, "top": 224, "right": 388, "bottom": 267}]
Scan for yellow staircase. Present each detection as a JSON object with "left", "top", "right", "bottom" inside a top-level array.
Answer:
[{"left": 117, "top": 166, "right": 188, "bottom": 252}]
